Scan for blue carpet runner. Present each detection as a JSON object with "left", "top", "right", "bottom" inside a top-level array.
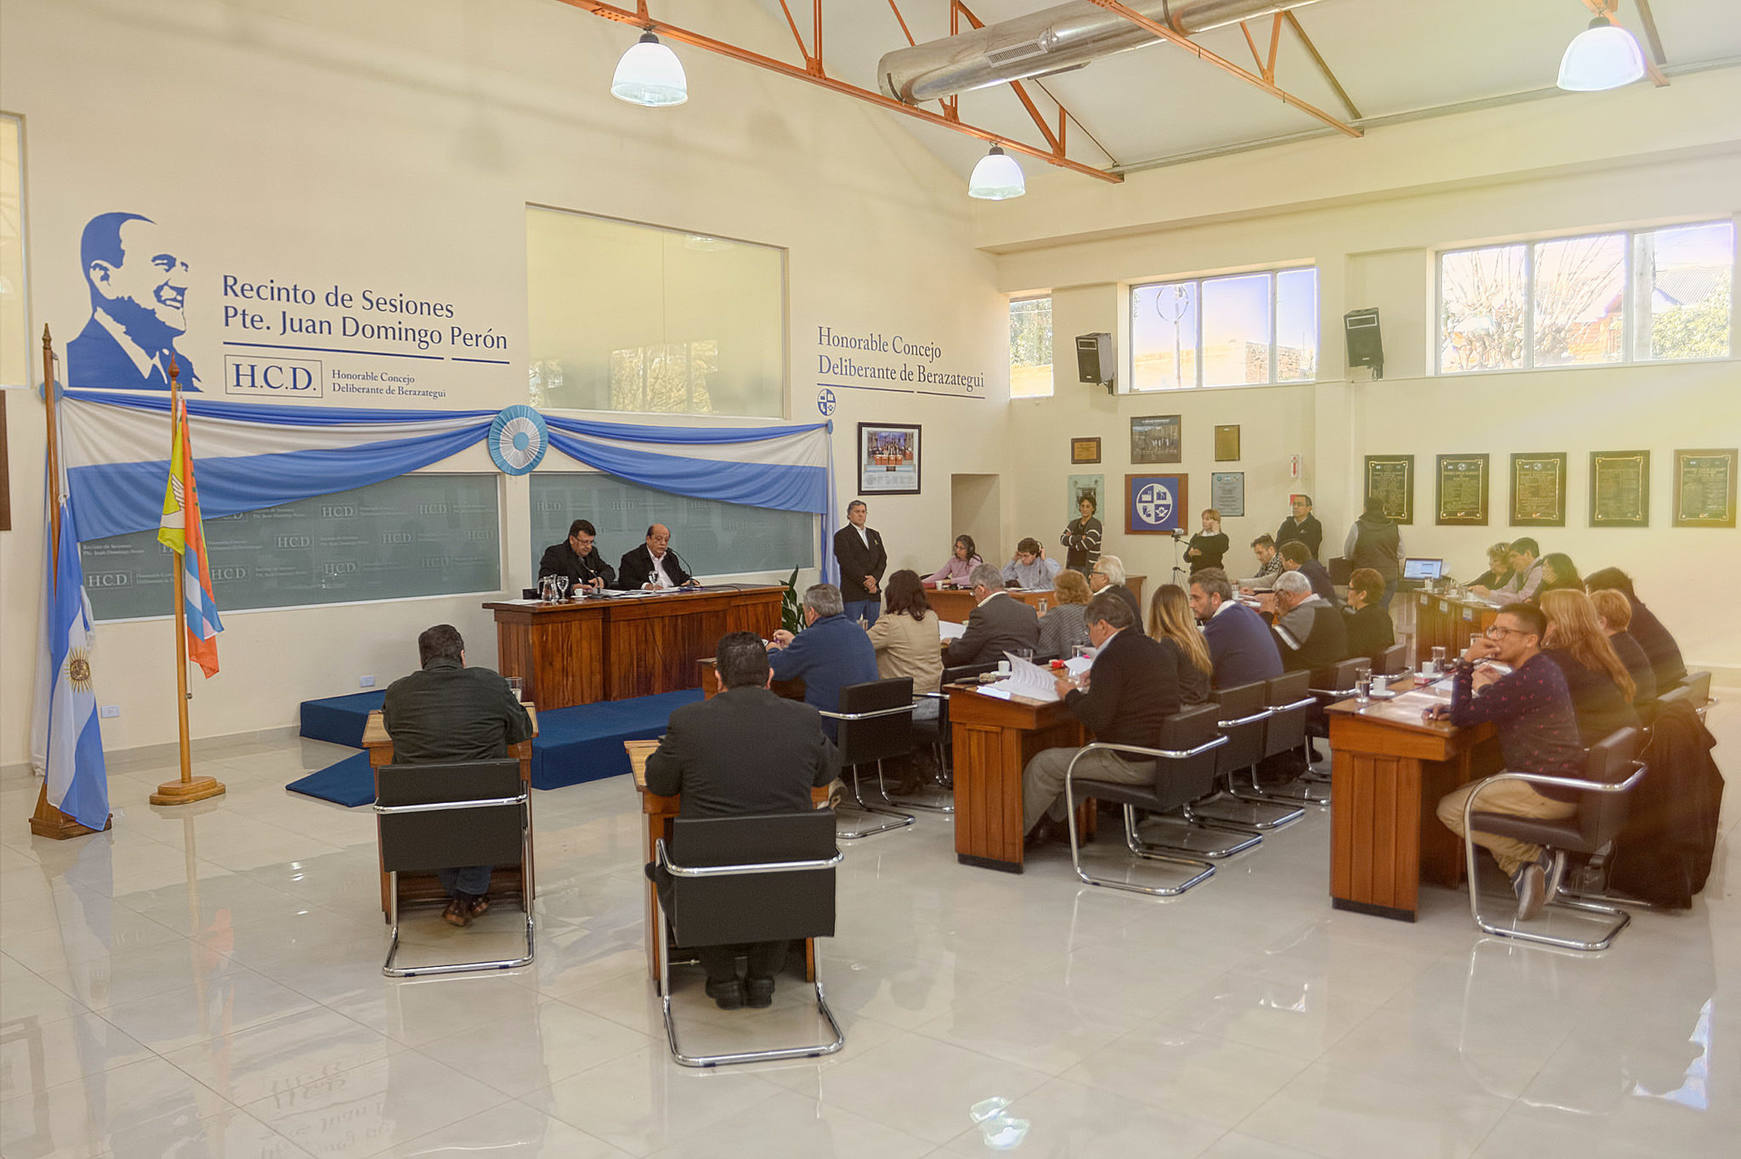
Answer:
[{"left": 290, "top": 687, "right": 703, "bottom": 806}]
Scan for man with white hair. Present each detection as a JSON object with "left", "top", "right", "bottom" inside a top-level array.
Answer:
[
  {"left": 943, "top": 562, "right": 1040, "bottom": 667},
  {"left": 1088, "top": 553, "right": 1143, "bottom": 625},
  {"left": 1269, "top": 570, "right": 1349, "bottom": 672}
]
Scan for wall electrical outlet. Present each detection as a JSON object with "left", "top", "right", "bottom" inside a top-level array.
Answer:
[
  {"left": 99, "top": 705, "right": 120, "bottom": 718},
  {"left": 359, "top": 675, "right": 376, "bottom": 688}
]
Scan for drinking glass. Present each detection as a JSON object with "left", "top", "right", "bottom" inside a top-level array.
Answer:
[
  {"left": 1071, "top": 644, "right": 1092, "bottom": 661},
  {"left": 505, "top": 676, "right": 524, "bottom": 701},
  {"left": 555, "top": 576, "right": 569, "bottom": 601},
  {"left": 1431, "top": 645, "right": 1447, "bottom": 672},
  {"left": 1355, "top": 674, "right": 1372, "bottom": 704},
  {"left": 1037, "top": 598, "right": 1049, "bottom": 614}
]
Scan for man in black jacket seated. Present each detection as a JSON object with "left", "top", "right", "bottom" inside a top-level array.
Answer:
[
  {"left": 1270, "top": 571, "right": 1348, "bottom": 672},
  {"left": 645, "top": 632, "right": 840, "bottom": 1010},
  {"left": 537, "top": 519, "right": 615, "bottom": 592},
  {"left": 1278, "top": 540, "right": 1339, "bottom": 607},
  {"left": 1020, "top": 591, "right": 1182, "bottom": 843},
  {"left": 618, "top": 523, "right": 701, "bottom": 591},
  {"left": 832, "top": 499, "right": 888, "bottom": 627},
  {"left": 944, "top": 563, "right": 1041, "bottom": 667}
]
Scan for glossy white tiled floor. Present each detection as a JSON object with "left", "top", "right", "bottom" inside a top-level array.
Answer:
[{"left": 2, "top": 694, "right": 1735, "bottom": 1159}]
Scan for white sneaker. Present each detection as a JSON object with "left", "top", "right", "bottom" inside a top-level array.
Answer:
[
  {"left": 1542, "top": 850, "right": 1567, "bottom": 904},
  {"left": 1512, "top": 862, "right": 1547, "bottom": 921}
]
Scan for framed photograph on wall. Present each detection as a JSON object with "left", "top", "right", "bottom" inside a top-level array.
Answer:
[
  {"left": 1673, "top": 448, "right": 1734, "bottom": 528},
  {"left": 1510, "top": 452, "right": 1567, "bottom": 527},
  {"left": 1130, "top": 414, "right": 1182, "bottom": 464},
  {"left": 1066, "top": 474, "right": 1105, "bottom": 522},
  {"left": 1590, "top": 450, "right": 1649, "bottom": 527},
  {"left": 857, "top": 423, "right": 920, "bottom": 495},
  {"left": 1363, "top": 454, "right": 1414, "bottom": 525},
  {"left": 1210, "top": 471, "right": 1245, "bottom": 518},
  {"left": 1070, "top": 437, "right": 1101, "bottom": 465},
  {"left": 1213, "top": 424, "right": 1241, "bottom": 462},
  {"left": 1435, "top": 453, "right": 1489, "bottom": 525},
  {"left": 1125, "top": 473, "right": 1188, "bottom": 534}
]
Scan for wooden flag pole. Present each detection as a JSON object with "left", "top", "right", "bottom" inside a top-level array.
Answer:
[
  {"left": 30, "top": 325, "right": 112, "bottom": 839},
  {"left": 151, "top": 361, "right": 225, "bottom": 806}
]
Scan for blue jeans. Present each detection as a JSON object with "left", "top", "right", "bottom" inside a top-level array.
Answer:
[
  {"left": 437, "top": 865, "right": 492, "bottom": 899},
  {"left": 844, "top": 599, "right": 881, "bottom": 627}
]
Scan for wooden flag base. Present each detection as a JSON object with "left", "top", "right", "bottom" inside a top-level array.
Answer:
[
  {"left": 28, "top": 784, "right": 112, "bottom": 839},
  {"left": 150, "top": 776, "right": 227, "bottom": 806}
]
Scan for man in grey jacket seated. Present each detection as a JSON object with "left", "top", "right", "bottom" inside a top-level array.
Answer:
[
  {"left": 945, "top": 563, "right": 1041, "bottom": 667},
  {"left": 1269, "top": 570, "right": 1349, "bottom": 673}
]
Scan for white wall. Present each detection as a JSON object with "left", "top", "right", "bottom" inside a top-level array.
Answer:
[
  {"left": 0, "top": 0, "right": 1010, "bottom": 766},
  {"left": 989, "top": 72, "right": 1741, "bottom": 673}
]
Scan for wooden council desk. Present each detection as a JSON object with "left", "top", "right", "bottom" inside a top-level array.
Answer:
[
  {"left": 1413, "top": 591, "right": 1501, "bottom": 661},
  {"left": 484, "top": 585, "right": 783, "bottom": 709},
  {"left": 928, "top": 575, "right": 1145, "bottom": 625},
  {"left": 947, "top": 685, "right": 1093, "bottom": 872},
  {"left": 363, "top": 706, "right": 538, "bottom": 920},
  {"left": 1326, "top": 687, "right": 1497, "bottom": 921}
]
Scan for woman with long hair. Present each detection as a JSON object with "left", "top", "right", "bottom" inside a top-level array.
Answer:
[
  {"left": 866, "top": 569, "right": 944, "bottom": 792},
  {"left": 1538, "top": 552, "right": 1583, "bottom": 594},
  {"left": 1538, "top": 589, "right": 1639, "bottom": 744},
  {"left": 1588, "top": 588, "right": 1657, "bottom": 713},
  {"left": 1038, "top": 568, "right": 1093, "bottom": 658},
  {"left": 923, "top": 534, "right": 982, "bottom": 588},
  {"left": 1148, "top": 583, "right": 1212, "bottom": 704}
]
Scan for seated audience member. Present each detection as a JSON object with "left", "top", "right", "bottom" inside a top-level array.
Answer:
[
  {"left": 1148, "top": 583, "right": 1212, "bottom": 704},
  {"left": 1343, "top": 496, "right": 1402, "bottom": 607},
  {"left": 618, "top": 523, "right": 701, "bottom": 590},
  {"left": 1088, "top": 553, "right": 1144, "bottom": 624},
  {"left": 1471, "top": 537, "right": 1543, "bottom": 606},
  {"left": 1279, "top": 540, "right": 1338, "bottom": 607},
  {"left": 1019, "top": 591, "right": 1182, "bottom": 844},
  {"left": 1430, "top": 604, "right": 1585, "bottom": 920},
  {"left": 1538, "top": 552, "right": 1583, "bottom": 594},
  {"left": 1276, "top": 494, "right": 1323, "bottom": 560},
  {"left": 1539, "top": 589, "right": 1640, "bottom": 743},
  {"left": 1342, "top": 567, "right": 1396, "bottom": 662},
  {"left": 1470, "top": 541, "right": 1513, "bottom": 590},
  {"left": 769, "top": 584, "right": 879, "bottom": 739},
  {"left": 1588, "top": 588, "right": 1657, "bottom": 711},
  {"left": 1185, "top": 508, "right": 1230, "bottom": 574},
  {"left": 645, "top": 632, "right": 839, "bottom": 1009},
  {"left": 1189, "top": 569, "right": 1283, "bottom": 688},
  {"left": 1002, "top": 537, "right": 1062, "bottom": 589},
  {"left": 1585, "top": 567, "right": 1686, "bottom": 691},
  {"left": 866, "top": 570, "right": 943, "bottom": 719},
  {"left": 1246, "top": 534, "right": 1283, "bottom": 589},
  {"left": 943, "top": 562, "right": 1041, "bottom": 667},
  {"left": 538, "top": 518, "right": 615, "bottom": 591},
  {"left": 381, "top": 624, "right": 533, "bottom": 929},
  {"left": 1037, "top": 569, "right": 1093, "bottom": 659},
  {"left": 1269, "top": 570, "right": 1348, "bottom": 672},
  {"left": 925, "top": 534, "right": 983, "bottom": 588},
  {"left": 1060, "top": 495, "right": 1103, "bottom": 577}
]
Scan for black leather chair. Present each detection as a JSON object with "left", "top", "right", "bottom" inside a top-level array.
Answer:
[
  {"left": 1460, "top": 727, "right": 1647, "bottom": 951},
  {"left": 1061, "top": 704, "right": 1229, "bottom": 896},
  {"left": 1190, "top": 681, "right": 1304, "bottom": 833},
  {"left": 374, "top": 759, "right": 533, "bottom": 977},
  {"left": 1254, "top": 671, "right": 1329, "bottom": 807},
  {"left": 655, "top": 811, "right": 844, "bottom": 1066},
  {"left": 1301, "top": 656, "right": 1368, "bottom": 789},
  {"left": 1680, "top": 669, "right": 1714, "bottom": 722},
  {"left": 896, "top": 690, "right": 955, "bottom": 815},
  {"left": 819, "top": 677, "right": 916, "bottom": 839},
  {"left": 1375, "top": 642, "right": 1409, "bottom": 677}
]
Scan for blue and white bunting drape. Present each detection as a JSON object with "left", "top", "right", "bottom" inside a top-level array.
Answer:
[{"left": 55, "top": 389, "right": 837, "bottom": 577}]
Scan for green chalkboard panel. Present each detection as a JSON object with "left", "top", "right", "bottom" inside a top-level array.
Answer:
[
  {"left": 82, "top": 474, "right": 501, "bottom": 621},
  {"left": 529, "top": 473, "right": 815, "bottom": 579}
]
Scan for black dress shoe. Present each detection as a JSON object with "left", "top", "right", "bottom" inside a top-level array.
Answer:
[
  {"left": 745, "top": 976, "right": 775, "bottom": 1008},
  {"left": 704, "top": 978, "right": 745, "bottom": 1010}
]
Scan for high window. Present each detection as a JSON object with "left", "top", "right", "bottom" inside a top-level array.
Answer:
[
  {"left": 1009, "top": 295, "right": 1053, "bottom": 398},
  {"left": 1130, "top": 267, "right": 1317, "bottom": 391}
]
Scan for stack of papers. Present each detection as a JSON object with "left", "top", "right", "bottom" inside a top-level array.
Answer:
[
  {"left": 976, "top": 654, "right": 1092, "bottom": 703},
  {"left": 938, "top": 620, "right": 967, "bottom": 642}
]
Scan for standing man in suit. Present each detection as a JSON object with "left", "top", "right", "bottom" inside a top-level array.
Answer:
[
  {"left": 645, "top": 632, "right": 839, "bottom": 1009},
  {"left": 769, "top": 584, "right": 880, "bottom": 740},
  {"left": 68, "top": 213, "right": 200, "bottom": 392},
  {"left": 618, "top": 524, "right": 701, "bottom": 590},
  {"left": 537, "top": 519, "right": 615, "bottom": 591},
  {"left": 1189, "top": 569, "right": 1283, "bottom": 688},
  {"left": 833, "top": 500, "right": 888, "bottom": 627},
  {"left": 943, "top": 563, "right": 1041, "bottom": 667},
  {"left": 1275, "top": 495, "right": 1323, "bottom": 561},
  {"left": 1020, "top": 591, "right": 1184, "bottom": 842}
]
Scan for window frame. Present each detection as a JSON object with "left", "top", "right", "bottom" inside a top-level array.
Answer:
[
  {"left": 1008, "top": 293, "right": 1055, "bottom": 400},
  {"left": 1127, "top": 264, "right": 1317, "bottom": 393}
]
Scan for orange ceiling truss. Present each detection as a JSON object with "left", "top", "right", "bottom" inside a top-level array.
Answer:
[
  {"left": 560, "top": 0, "right": 1124, "bottom": 183},
  {"left": 1580, "top": 0, "right": 1670, "bottom": 86}
]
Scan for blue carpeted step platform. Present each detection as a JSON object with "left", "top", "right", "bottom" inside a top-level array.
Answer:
[{"left": 290, "top": 687, "right": 704, "bottom": 806}]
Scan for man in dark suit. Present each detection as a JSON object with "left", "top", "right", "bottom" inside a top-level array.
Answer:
[
  {"left": 1279, "top": 540, "right": 1338, "bottom": 607},
  {"left": 67, "top": 213, "right": 201, "bottom": 392},
  {"left": 1275, "top": 494, "right": 1323, "bottom": 560},
  {"left": 1270, "top": 571, "right": 1349, "bottom": 672},
  {"left": 537, "top": 519, "right": 615, "bottom": 592},
  {"left": 617, "top": 523, "right": 700, "bottom": 590},
  {"left": 944, "top": 563, "right": 1041, "bottom": 668},
  {"left": 832, "top": 499, "right": 888, "bottom": 627},
  {"left": 1021, "top": 591, "right": 1182, "bottom": 840},
  {"left": 769, "top": 583, "right": 880, "bottom": 740},
  {"left": 1189, "top": 569, "right": 1283, "bottom": 688},
  {"left": 646, "top": 632, "right": 839, "bottom": 1009}
]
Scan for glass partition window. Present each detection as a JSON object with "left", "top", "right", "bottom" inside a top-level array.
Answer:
[
  {"left": 527, "top": 207, "right": 786, "bottom": 418},
  {"left": 530, "top": 473, "right": 814, "bottom": 579},
  {"left": 1008, "top": 296, "right": 1053, "bottom": 398},
  {"left": 1438, "top": 220, "right": 1733, "bottom": 373},
  {"left": 1130, "top": 267, "right": 1316, "bottom": 391},
  {"left": 2, "top": 114, "right": 28, "bottom": 393}
]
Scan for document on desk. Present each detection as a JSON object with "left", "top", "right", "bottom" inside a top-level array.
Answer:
[
  {"left": 938, "top": 620, "right": 967, "bottom": 642},
  {"left": 978, "top": 655, "right": 1063, "bottom": 702}
]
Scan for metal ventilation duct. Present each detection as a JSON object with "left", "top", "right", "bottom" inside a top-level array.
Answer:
[{"left": 878, "top": 0, "right": 1323, "bottom": 104}]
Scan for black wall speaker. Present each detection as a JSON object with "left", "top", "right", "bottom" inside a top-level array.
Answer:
[
  {"left": 1076, "top": 332, "right": 1113, "bottom": 392},
  {"left": 1344, "top": 308, "right": 1383, "bottom": 379}
]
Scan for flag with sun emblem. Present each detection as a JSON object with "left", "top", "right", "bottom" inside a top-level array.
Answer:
[
  {"left": 158, "top": 395, "right": 223, "bottom": 677},
  {"left": 39, "top": 495, "right": 110, "bottom": 830}
]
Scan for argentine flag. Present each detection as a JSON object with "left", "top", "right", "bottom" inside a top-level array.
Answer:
[{"left": 32, "top": 493, "right": 110, "bottom": 830}]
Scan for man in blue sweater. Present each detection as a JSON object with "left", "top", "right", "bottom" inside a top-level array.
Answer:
[
  {"left": 1189, "top": 569, "right": 1283, "bottom": 689},
  {"left": 769, "top": 583, "right": 880, "bottom": 739}
]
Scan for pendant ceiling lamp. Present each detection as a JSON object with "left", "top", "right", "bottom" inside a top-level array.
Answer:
[
  {"left": 612, "top": 30, "right": 688, "bottom": 107},
  {"left": 968, "top": 145, "right": 1025, "bottom": 200},
  {"left": 1557, "top": 13, "right": 1646, "bottom": 91}
]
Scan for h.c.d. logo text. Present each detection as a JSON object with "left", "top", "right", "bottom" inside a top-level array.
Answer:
[{"left": 224, "top": 355, "right": 323, "bottom": 397}]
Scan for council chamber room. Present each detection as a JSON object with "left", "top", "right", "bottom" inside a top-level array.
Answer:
[{"left": 1, "top": 1, "right": 1737, "bottom": 1156}]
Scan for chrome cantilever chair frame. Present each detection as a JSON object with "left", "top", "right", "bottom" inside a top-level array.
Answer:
[
  {"left": 1460, "top": 762, "right": 1648, "bottom": 952},
  {"left": 1258, "top": 692, "right": 1331, "bottom": 807},
  {"left": 879, "top": 692, "right": 955, "bottom": 815},
  {"left": 1064, "top": 737, "right": 1229, "bottom": 897},
  {"left": 819, "top": 701, "right": 919, "bottom": 839},
  {"left": 1197, "top": 705, "right": 1305, "bottom": 832},
  {"left": 655, "top": 838, "right": 846, "bottom": 1067},
  {"left": 376, "top": 792, "right": 536, "bottom": 978}
]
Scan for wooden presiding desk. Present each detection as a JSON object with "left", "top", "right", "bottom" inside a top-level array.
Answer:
[
  {"left": 363, "top": 706, "right": 538, "bottom": 921},
  {"left": 1326, "top": 684, "right": 1497, "bottom": 921},
  {"left": 947, "top": 684, "right": 1093, "bottom": 872},
  {"left": 484, "top": 585, "right": 783, "bottom": 709},
  {"left": 929, "top": 575, "right": 1146, "bottom": 625}
]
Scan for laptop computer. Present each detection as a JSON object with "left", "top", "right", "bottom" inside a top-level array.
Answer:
[{"left": 1399, "top": 558, "right": 1443, "bottom": 590}]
